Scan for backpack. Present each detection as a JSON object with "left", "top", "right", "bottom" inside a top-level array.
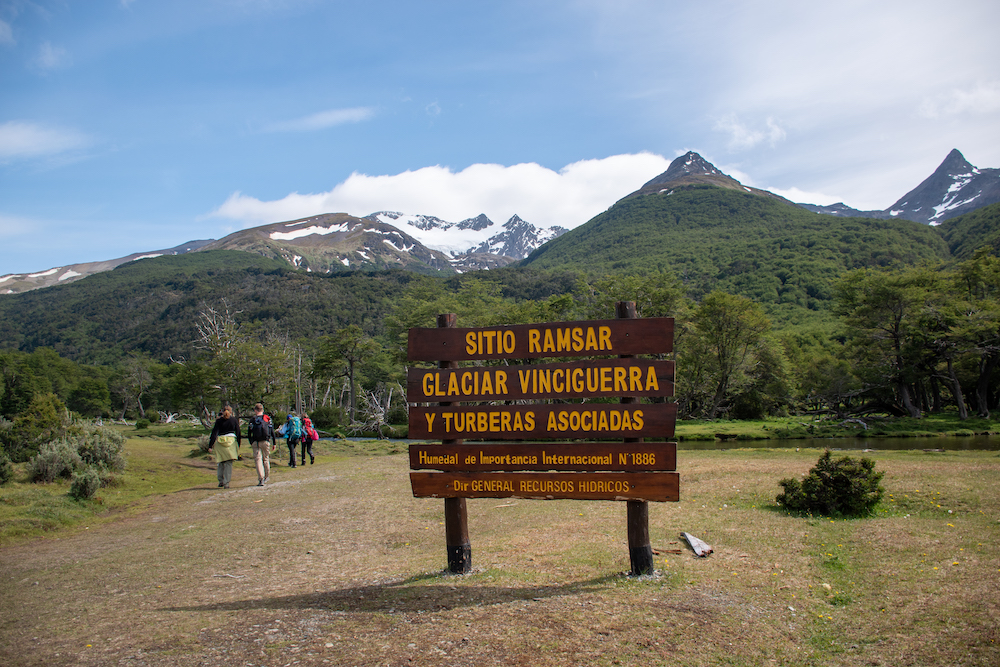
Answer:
[
  {"left": 287, "top": 415, "right": 301, "bottom": 439},
  {"left": 248, "top": 414, "right": 272, "bottom": 442}
]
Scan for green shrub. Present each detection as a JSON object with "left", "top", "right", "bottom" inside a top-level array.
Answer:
[
  {"left": 29, "top": 439, "right": 83, "bottom": 483},
  {"left": 71, "top": 424, "right": 127, "bottom": 473},
  {"left": 69, "top": 466, "right": 101, "bottom": 501},
  {"left": 309, "top": 405, "right": 343, "bottom": 430},
  {"left": 0, "top": 451, "right": 13, "bottom": 485},
  {"left": 776, "top": 450, "right": 884, "bottom": 517},
  {"left": 196, "top": 434, "right": 211, "bottom": 453},
  {"left": 135, "top": 418, "right": 150, "bottom": 430}
]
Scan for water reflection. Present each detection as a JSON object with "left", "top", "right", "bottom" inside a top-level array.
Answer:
[{"left": 679, "top": 434, "right": 998, "bottom": 451}]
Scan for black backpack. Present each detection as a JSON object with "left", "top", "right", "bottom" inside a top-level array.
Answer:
[{"left": 248, "top": 415, "right": 272, "bottom": 442}]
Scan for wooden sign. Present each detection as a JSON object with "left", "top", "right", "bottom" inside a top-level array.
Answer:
[
  {"left": 410, "top": 471, "right": 679, "bottom": 502},
  {"left": 408, "top": 318, "right": 674, "bottom": 361},
  {"left": 410, "top": 442, "right": 677, "bottom": 472},
  {"left": 407, "top": 359, "right": 674, "bottom": 402},
  {"left": 409, "top": 402, "right": 677, "bottom": 440}
]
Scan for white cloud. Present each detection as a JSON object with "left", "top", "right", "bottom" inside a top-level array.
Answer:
[
  {"left": 34, "top": 41, "right": 70, "bottom": 70},
  {"left": 262, "top": 107, "right": 376, "bottom": 133},
  {"left": 0, "top": 121, "right": 90, "bottom": 160},
  {"left": 0, "top": 20, "right": 14, "bottom": 46},
  {"left": 210, "top": 152, "right": 672, "bottom": 230},
  {"left": 714, "top": 114, "right": 786, "bottom": 151},
  {"left": 0, "top": 213, "right": 38, "bottom": 239},
  {"left": 919, "top": 81, "right": 1000, "bottom": 119}
]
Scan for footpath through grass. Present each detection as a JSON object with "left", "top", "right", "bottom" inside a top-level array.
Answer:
[{"left": 0, "top": 429, "right": 998, "bottom": 666}]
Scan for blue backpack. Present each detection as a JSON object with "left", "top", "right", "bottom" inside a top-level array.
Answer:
[{"left": 287, "top": 415, "right": 301, "bottom": 439}]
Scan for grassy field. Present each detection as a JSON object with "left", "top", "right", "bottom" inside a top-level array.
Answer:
[{"left": 0, "top": 428, "right": 998, "bottom": 666}]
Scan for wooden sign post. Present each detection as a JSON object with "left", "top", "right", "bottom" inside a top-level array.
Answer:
[{"left": 407, "top": 306, "right": 677, "bottom": 575}]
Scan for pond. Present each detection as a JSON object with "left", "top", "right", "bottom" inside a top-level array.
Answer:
[{"left": 678, "top": 434, "right": 1000, "bottom": 451}]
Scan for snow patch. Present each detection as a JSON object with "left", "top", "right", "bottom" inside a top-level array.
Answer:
[
  {"left": 0, "top": 275, "right": 18, "bottom": 284},
  {"left": 133, "top": 253, "right": 163, "bottom": 261},
  {"left": 270, "top": 223, "right": 349, "bottom": 241},
  {"left": 28, "top": 268, "right": 59, "bottom": 278},
  {"left": 58, "top": 270, "right": 82, "bottom": 281}
]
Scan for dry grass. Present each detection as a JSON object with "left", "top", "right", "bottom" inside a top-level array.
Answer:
[{"left": 0, "top": 445, "right": 998, "bottom": 666}]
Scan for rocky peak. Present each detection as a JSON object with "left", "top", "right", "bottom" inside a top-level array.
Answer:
[{"left": 642, "top": 151, "right": 725, "bottom": 188}]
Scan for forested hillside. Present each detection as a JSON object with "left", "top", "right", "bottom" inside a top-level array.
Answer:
[
  {"left": 521, "top": 186, "right": 952, "bottom": 324},
  {"left": 0, "top": 251, "right": 425, "bottom": 365}
]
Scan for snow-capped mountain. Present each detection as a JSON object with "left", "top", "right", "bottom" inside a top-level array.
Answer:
[
  {"left": 366, "top": 211, "right": 566, "bottom": 260},
  {"left": 797, "top": 149, "right": 1000, "bottom": 225}
]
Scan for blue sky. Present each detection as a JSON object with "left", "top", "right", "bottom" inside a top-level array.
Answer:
[{"left": 2, "top": 0, "right": 999, "bottom": 275}]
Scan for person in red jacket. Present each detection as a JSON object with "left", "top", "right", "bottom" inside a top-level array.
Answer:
[{"left": 300, "top": 412, "right": 317, "bottom": 465}]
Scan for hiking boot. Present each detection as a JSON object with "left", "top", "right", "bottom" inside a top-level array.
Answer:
[
  {"left": 257, "top": 480, "right": 264, "bottom": 487},
  {"left": 218, "top": 482, "right": 224, "bottom": 487},
  {"left": 310, "top": 457, "right": 315, "bottom": 465}
]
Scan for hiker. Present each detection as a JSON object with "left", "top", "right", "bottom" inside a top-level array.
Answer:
[
  {"left": 208, "top": 405, "right": 241, "bottom": 489},
  {"left": 284, "top": 412, "right": 302, "bottom": 468},
  {"left": 246, "top": 403, "right": 276, "bottom": 486},
  {"left": 300, "top": 412, "right": 317, "bottom": 466}
]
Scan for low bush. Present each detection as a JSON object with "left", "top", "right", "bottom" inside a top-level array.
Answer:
[
  {"left": 776, "top": 450, "right": 884, "bottom": 517},
  {"left": 0, "top": 450, "right": 13, "bottom": 485},
  {"left": 69, "top": 466, "right": 102, "bottom": 501},
  {"left": 29, "top": 439, "right": 83, "bottom": 483},
  {"left": 135, "top": 419, "right": 150, "bottom": 430},
  {"left": 309, "top": 405, "right": 343, "bottom": 430},
  {"left": 71, "top": 423, "right": 127, "bottom": 473}
]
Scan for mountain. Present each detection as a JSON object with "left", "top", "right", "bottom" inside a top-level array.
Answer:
[
  {"left": 521, "top": 152, "right": 953, "bottom": 321},
  {"left": 199, "top": 212, "right": 456, "bottom": 275},
  {"left": 0, "top": 208, "right": 564, "bottom": 295},
  {"left": 796, "top": 149, "right": 1000, "bottom": 225},
  {"left": 0, "top": 239, "right": 211, "bottom": 295},
  {"left": 366, "top": 211, "right": 566, "bottom": 261}
]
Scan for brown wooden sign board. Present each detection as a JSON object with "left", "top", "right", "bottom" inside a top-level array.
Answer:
[
  {"left": 407, "top": 359, "right": 674, "bottom": 403},
  {"left": 410, "top": 442, "right": 677, "bottom": 472},
  {"left": 407, "top": 318, "right": 674, "bottom": 361},
  {"left": 409, "top": 402, "right": 677, "bottom": 440},
  {"left": 410, "top": 471, "right": 679, "bottom": 502}
]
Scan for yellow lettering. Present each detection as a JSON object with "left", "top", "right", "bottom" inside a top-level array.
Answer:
[
  {"left": 501, "top": 412, "right": 511, "bottom": 431},
  {"left": 630, "top": 366, "right": 643, "bottom": 392},
  {"left": 477, "top": 412, "right": 488, "bottom": 432},
  {"left": 571, "top": 367, "right": 584, "bottom": 393},
  {"left": 585, "top": 327, "right": 598, "bottom": 351},
  {"left": 587, "top": 367, "right": 599, "bottom": 392},
  {"left": 495, "top": 370, "right": 508, "bottom": 395},
  {"left": 557, "top": 328, "right": 571, "bottom": 352},
  {"left": 503, "top": 330, "right": 515, "bottom": 354},
  {"left": 610, "top": 410, "right": 621, "bottom": 430},
  {"left": 599, "top": 326, "right": 612, "bottom": 350},
  {"left": 622, "top": 411, "right": 633, "bottom": 430},
  {"left": 462, "top": 371, "right": 473, "bottom": 395},
  {"left": 572, "top": 327, "right": 584, "bottom": 351},
  {"left": 599, "top": 411, "right": 609, "bottom": 430},
  {"left": 615, "top": 367, "right": 627, "bottom": 393},
  {"left": 538, "top": 369, "right": 551, "bottom": 394},
  {"left": 484, "top": 330, "right": 496, "bottom": 354},
  {"left": 422, "top": 373, "right": 433, "bottom": 397},
  {"left": 481, "top": 372, "right": 494, "bottom": 395},
  {"left": 546, "top": 411, "right": 557, "bottom": 430},
  {"left": 633, "top": 409, "right": 644, "bottom": 430},
  {"left": 553, "top": 368, "right": 564, "bottom": 393},
  {"left": 529, "top": 329, "right": 541, "bottom": 353},
  {"left": 645, "top": 365, "right": 659, "bottom": 391},
  {"left": 543, "top": 329, "right": 555, "bottom": 352},
  {"left": 489, "top": 411, "right": 500, "bottom": 432},
  {"left": 525, "top": 411, "right": 534, "bottom": 430},
  {"left": 518, "top": 369, "right": 530, "bottom": 393},
  {"left": 465, "top": 331, "right": 477, "bottom": 355},
  {"left": 447, "top": 372, "right": 460, "bottom": 396},
  {"left": 424, "top": 412, "right": 436, "bottom": 431},
  {"left": 558, "top": 411, "right": 569, "bottom": 431},
  {"left": 601, "top": 367, "right": 612, "bottom": 392},
  {"left": 443, "top": 412, "right": 453, "bottom": 432},
  {"left": 513, "top": 411, "right": 523, "bottom": 430}
]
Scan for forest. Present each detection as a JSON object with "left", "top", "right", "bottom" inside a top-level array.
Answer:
[{"left": 1, "top": 195, "right": 999, "bottom": 467}]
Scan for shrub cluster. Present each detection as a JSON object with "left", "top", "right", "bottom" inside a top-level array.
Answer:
[
  {"left": 777, "top": 450, "right": 884, "bottom": 517},
  {"left": 27, "top": 423, "right": 128, "bottom": 500}
]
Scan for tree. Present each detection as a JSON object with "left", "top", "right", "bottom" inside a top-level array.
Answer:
[
  {"left": 684, "top": 291, "right": 773, "bottom": 419},
  {"left": 834, "top": 268, "right": 929, "bottom": 418},
  {"left": 313, "top": 326, "right": 381, "bottom": 423}
]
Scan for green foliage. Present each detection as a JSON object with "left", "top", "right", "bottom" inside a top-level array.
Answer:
[
  {"left": 0, "top": 450, "right": 13, "bottom": 485},
  {"left": 2, "top": 393, "right": 69, "bottom": 462},
  {"left": 135, "top": 419, "right": 150, "bottom": 430},
  {"left": 29, "top": 439, "right": 83, "bottom": 483},
  {"left": 309, "top": 405, "right": 343, "bottom": 430},
  {"left": 937, "top": 202, "right": 1000, "bottom": 259},
  {"left": 70, "top": 423, "right": 127, "bottom": 473},
  {"left": 777, "top": 451, "right": 885, "bottom": 517},
  {"left": 69, "top": 466, "right": 101, "bottom": 501}
]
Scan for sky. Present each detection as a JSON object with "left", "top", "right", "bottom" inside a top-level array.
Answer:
[{"left": 2, "top": 0, "right": 999, "bottom": 275}]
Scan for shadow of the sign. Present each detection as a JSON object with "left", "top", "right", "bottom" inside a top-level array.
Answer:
[{"left": 161, "top": 574, "right": 621, "bottom": 614}]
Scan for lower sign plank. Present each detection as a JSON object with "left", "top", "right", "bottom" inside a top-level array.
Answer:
[
  {"left": 410, "top": 471, "right": 679, "bottom": 502},
  {"left": 410, "top": 442, "right": 677, "bottom": 472}
]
